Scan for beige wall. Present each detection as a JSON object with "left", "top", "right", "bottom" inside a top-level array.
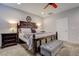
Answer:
[{"left": 43, "top": 16, "right": 56, "bottom": 34}]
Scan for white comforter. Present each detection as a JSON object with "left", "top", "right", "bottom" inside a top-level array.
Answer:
[{"left": 19, "top": 32, "right": 54, "bottom": 50}]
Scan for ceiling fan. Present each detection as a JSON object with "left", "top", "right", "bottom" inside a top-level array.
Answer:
[{"left": 44, "top": 3, "right": 58, "bottom": 9}]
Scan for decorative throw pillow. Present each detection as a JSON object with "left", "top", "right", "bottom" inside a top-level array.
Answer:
[{"left": 21, "top": 28, "right": 31, "bottom": 34}]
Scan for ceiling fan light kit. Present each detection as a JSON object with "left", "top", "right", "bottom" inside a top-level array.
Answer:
[
  {"left": 44, "top": 3, "right": 58, "bottom": 9},
  {"left": 49, "top": 3, "right": 58, "bottom": 8}
]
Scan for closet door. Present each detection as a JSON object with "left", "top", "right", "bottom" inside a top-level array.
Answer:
[{"left": 56, "top": 18, "right": 68, "bottom": 41}]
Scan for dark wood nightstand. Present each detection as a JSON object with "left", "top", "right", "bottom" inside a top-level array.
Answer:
[{"left": 1, "top": 33, "right": 17, "bottom": 48}]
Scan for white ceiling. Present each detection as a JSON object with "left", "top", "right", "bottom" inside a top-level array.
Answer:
[{"left": 4, "top": 3, "right": 79, "bottom": 17}]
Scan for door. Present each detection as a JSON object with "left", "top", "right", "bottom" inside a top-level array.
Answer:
[{"left": 56, "top": 18, "right": 68, "bottom": 41}]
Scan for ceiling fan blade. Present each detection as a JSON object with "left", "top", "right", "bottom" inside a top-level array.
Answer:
[
  {"left": 43, "top": 4, "right": 50, "bottom": 9},
  {"left": 50, "top": 3, "right": 58, "bottom": 8},
  {"left": 43, "top": 3, "right": 58, "bottom": 9}
]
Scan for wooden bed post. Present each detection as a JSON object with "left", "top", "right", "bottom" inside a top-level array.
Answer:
[
  {"left": 33, "top": 34, "right": 37, "bottom": 55},
  {"left": 45, "top": 38, "right": 47, "bottom": 43},
  {"left": 51, "top": 35, "right": 53, "bottom": 41},
  {"left": 17, "top": 23, "right": 19, "bottom": 43},
  {"left": 56, "top": 32, "right": 58, "bottom": 40}
]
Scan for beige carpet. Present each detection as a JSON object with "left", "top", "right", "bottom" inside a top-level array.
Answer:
[
  {"left": 56, "top": 42, "right": 79, "bottom": 56},
  {"left": 0, "top": 44, "right": 32, "bottom": 56},
  {"left": 0, "top": 42, "right": 79, "bottom": 56}
]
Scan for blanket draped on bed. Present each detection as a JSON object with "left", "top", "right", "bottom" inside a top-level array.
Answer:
[{"left": 23, "top": 33, "right": 33, "bottom": 50}]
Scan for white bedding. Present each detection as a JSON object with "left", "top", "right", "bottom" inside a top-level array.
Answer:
[
  {"left": 19, "top": 32, "right": 33, "bottom": 50},
  {"left": 19, "top": 32, "right": 54, "bottom": 50},
  {"left": 35, "top": 32, "right": 54, "bottom": 39},
  {"left": 19, "top": 32, "right": 54, "bottom": 41}
]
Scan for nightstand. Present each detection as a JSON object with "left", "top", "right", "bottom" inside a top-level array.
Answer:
[{"left": 1, "top": 33, "right": 17, "bottom": 48}]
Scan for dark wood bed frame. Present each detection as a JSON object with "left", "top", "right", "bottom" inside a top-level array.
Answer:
[{"left": 17, "top": 21, "right": 58, "bottom": 55}]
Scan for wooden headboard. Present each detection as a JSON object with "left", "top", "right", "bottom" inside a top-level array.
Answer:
[
  {"left": 18, "top": 21, "right": 28, "bottom": 28},
  {"left": 17, "top": 21, "right": 38, "bottom": 34},
  {"left": 18, "top": 21, "right": 37, "bottom": 28}
]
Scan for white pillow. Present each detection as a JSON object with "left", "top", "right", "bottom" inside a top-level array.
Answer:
[
  {"left": 21, "top": 28, "right": 31, "bottom": 34},
  {"left": 36, "top": 29, "right": 42, "bottom": 33}
]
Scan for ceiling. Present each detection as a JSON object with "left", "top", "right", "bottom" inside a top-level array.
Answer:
[{"left": 4, "top": 3, "right": 79, "bottom": 17}]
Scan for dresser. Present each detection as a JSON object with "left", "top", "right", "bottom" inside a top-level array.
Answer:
[{"left": 1, "top": 33, "right": 17, "bottom": 48}]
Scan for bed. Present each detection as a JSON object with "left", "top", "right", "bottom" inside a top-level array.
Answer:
[{"left": 17, "top": 21, "right": 58, "bottom": 55}]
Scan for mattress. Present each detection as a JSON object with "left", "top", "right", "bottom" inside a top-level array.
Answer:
[
  {"left": 19, "top": 32, "right": 54, "bottom": 41},
  {"left": 35, "top": 32, "right": 54, "bottom": 39}
]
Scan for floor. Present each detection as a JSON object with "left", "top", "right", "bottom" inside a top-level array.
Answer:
[
  {"left": 0, "top": 42, "right": 79, "bottom": 56},
  {"left": 57, "top": 42, "right": 79, "bottom": 56},
  {"left": 0, "top": 44, "right": 32, "bottom": 56}
]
